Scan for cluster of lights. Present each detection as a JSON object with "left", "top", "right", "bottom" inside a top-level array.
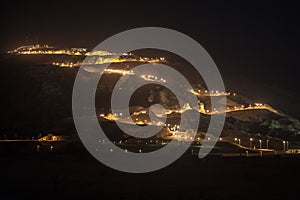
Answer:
[
  {"left": 189, "top": 89, "right": 234, "bottom": 96},
  {"left": 206, "top": 102, "right": 270, "bottom": 114},
  {"left": 104, "top": 68, "right": 134, "bottom": 75},
  {"left": 52, "top": 62, "right": 78, "bottom": 67},
  {"left": 167, "top": 124, "right": 180, "bottom": 132},
  {"left": 139, "top": 57, "right": 165, "bottom": 63},
  {"left": 8, "top": 45, "right": 87, "bottom": 56},
  {"left": 140, "top": 74, "right": 166, "bottom": 83},
  {"left": 254, "top": 103, "right": 263, "bottom": 106},
  {"left": 8, "top": 45, "right": 166, "bottom": 66},
  {"left": 101, "top": 100, "right": 273, "bottom": 125},
  {"left": 94, "top": 56, "right": 165, "bottom": 64}
]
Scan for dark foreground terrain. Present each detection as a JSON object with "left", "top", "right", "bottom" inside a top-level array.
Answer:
[{"left": 1, "top": 142, "right": 299, "bottom": 200}]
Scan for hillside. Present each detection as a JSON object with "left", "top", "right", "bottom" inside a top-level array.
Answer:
[{"left": 0, "top": 54, "right": 299, "bottom": 145}]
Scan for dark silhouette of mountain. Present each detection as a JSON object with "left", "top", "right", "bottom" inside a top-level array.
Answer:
[{"left": 0, "top": 54, "right": 299, "bottom": 144}]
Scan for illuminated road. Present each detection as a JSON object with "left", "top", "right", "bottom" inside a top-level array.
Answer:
[{"left": 206, "top": 104, "right": 280, "bottom": 115}]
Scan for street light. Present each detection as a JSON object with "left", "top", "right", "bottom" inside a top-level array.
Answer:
[
  {"left": 259, "top": 139, "right": 262, "bottom": 149},
  {"left": 234, "top": 138, "right": 238, "bottom": 144},
  {"left": 283, "top": 141, "right": 286, "bottom": 151},
  {"left": 266, "top": 139, "right": 269, "bottom": 149},
  {"left": 249, "top": 138, "right": 253, "bottom": 148}
]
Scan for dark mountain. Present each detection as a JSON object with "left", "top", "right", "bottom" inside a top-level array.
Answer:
[{"left": 0, "top": 54, "right": 299, "bottom": 146}]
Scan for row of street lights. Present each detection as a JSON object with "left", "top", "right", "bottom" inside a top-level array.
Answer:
[
  {"left": 234, "top": 137, "right": 288, "bottom": 151},
  {"left": 234, "top": 137, "right": 268, "bottom": 149}
]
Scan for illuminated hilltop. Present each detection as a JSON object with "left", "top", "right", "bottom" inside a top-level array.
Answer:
[
  {"left": 7, "top": 44, "right": 166, "bottom": 67},
  {"left": 7, "top": 44, "right": 88, "bottom": 56}
]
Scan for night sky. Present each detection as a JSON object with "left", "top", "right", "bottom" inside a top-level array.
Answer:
[{"left": 1, "top": 1, "right": 299, "bottom": 94}]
